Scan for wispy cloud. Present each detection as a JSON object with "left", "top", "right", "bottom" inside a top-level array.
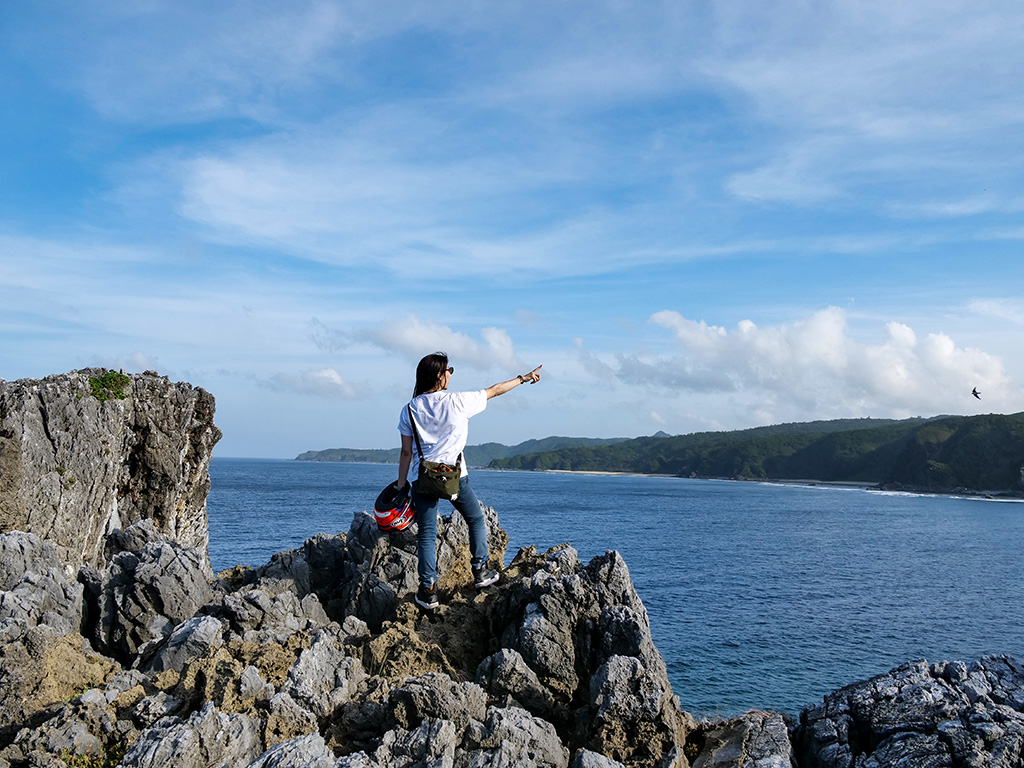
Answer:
[
  {"left": 267, "top": 367, "right": 358, "bottom": 399},
  {"left": 706, "top": 2, "right": 1024, "bottom": 207},
  {"left": 966, "top": 298, "right": 1024, "bottom": 326},
  {"left": 314, "top": 314, "right": 522, "bottom": 371}
]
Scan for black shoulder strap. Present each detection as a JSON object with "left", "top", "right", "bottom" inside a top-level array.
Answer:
[{"left": 407, "top": 404, "right": 424, "bottom": 461}]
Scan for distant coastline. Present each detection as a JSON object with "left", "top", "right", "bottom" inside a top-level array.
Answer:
[
  {"left": 514, "top": 468, "right": 1023, "bottom": 500},
  {"left": 488, "top": 413, "right": 1024, "bottom": 498}
]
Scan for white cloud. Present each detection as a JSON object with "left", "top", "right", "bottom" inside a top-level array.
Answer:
[{"left": 625, "top": 307, "right": 1013, "bottom": 419}]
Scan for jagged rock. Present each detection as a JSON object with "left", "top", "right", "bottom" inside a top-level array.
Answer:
[
  {"left": 202, "top": 587, "right": 331, "bottom": 640},
  {"left": 488, "top": 546, "right": 690, "bottom": 766},
  {"left": 336, "top": 753, "right": 377, "bottom": 768},
  {"left": 246, "top": 733, "right": 339, "bottom": 768},
  {"left": 0, "top": 532, "right": 83, "bottom": 639},
  {"left": 119, "top": 702, "right": 262, "bottom": 768},
  {"left": 795, "top": 655, "right": 1024, "bottom": 768},
  {"left": 588, "top": 655, "right": 671, "bottom": 745},
  {"left": 572, "top": 750, "right": 626, "bottom": 768},
  {"left": 460, "top": 705, "right": 570, "bottom": 767},
  {"left": 0, "top": 370, "right": 221, "bottom": 569},
  {"left": 477, "top": 648, "right": 556, "bottom": 717},
  {"left": 374, "top": 717, "right": 459, "bottom": 768},
  {"left": 256, "top": 549, "right": 314, "bottom": 597},
  {"left": 87, "top": 532, "right": 215, "bottom": 662},
  {"left": 281, "top": 625, "right": 367, "bottom": 719},
  {"left": 101, "top": 668, "right": 150, "bottom": 702},
  {"left": 0, "top": 624, "right": 118, "bottom": 745},
  {"left": 0, "top": 532, "right": 67, "bottom": 591},
  {"left": 240, "top": 665, "right": 269, "bottom": 700},
  {"left": 387, "top": 673, "right": 487, "bottom": 733},
  {"left": 143, "top": 615, "right": 224, "bottom": 674},
  {"left": 692, "top": 711, "right": 794, "bottom": 768},
  {"left": 131, "top": 690, "right": 184, "bottom": 728},
  {"left": 105, "top": 518, "right": 165, "bottom": 559}
]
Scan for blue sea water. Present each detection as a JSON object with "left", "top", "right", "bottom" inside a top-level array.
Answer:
[{"left": 207, "top": 458, "right": 1024, "bottom": 718}]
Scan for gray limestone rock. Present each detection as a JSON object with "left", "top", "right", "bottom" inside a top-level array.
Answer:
[
  {"left": 490, "top": 546, "right": 689, "bottom": 766},
  {"left": 7, "top": 694, "right": 108, "bottom": 759},
  {"left": 572, "top": 750, "right": 626, "bottom": 768},
  {"left": 256, "top": 549, "right": 313, "bottom": 597},
  {"left": 0, "top": 532, "right": 67, "bottom": 590},
  {"left": 0, "top": 532, "right": 83, "bottom": 636},
  {"left": 387, "top": 673, "right": 488, "bottom": 733},
  {"left": 374, "top": 717, "right": 458, "bottom": 768},
  {"left": 693, "top": 711, "right": 795, "bottom": 768},
  {"left": 336, "top": 753, "right": 378, "bottom": 768},
  {"left": 105, "top": 518, "right": 165, "bottom": 559},
  {"left": 240, "top": 665, "right": 268, "bottom": 700},
  {"left": 0, "top": 370, "right": 221, "bottom": 569},
  {"left": 460, "top": 705, "right": 570, "bottom": 768},
  {"left": 590, "top": 655, "right": 665, "bottom": 724},
  {"left": 143, "top": 614, "right": 224, "bottom": 674},
  {"left": 795, "top": 655, "right": 1024, "bottom": 768},
  {"left": 0, "top": 567, "right": 83, "bottom": 635},
  {"left": 130, "top": 690, "right": 184, "bottom": 728},
  {"left": 119, "top": 702, "right": 262, "bottom": 768},
  {"left": 246, "top": 733, "right": 340, "bottom": 768},
  {"left": 88, "top": 536, "right": 215, "bottom": 662},
  {"left": 476, "top": 648, "right": 555, "bottom": 717},
  {"left": 282, "top": 625, "right": 367, "bottom": 719}
]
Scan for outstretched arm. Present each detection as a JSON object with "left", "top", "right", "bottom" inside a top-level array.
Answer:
[{"left": 484, "top": 365, "right": 543, "bottom": 400}]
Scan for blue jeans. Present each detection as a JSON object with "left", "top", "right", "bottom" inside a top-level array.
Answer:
[{"left": 411, "top": 475, "right": 488, "bottom": 589}]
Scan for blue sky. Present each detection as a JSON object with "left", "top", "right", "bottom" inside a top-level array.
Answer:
[{"left": 2, "top": 1, "right": 1022, "bottom": 458}]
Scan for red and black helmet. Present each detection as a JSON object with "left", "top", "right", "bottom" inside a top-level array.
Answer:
[{"left": 374, "top": 481, "right": 415, "bottom": 531}]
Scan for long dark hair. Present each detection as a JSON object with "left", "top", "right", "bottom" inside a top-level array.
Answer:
[{"left": 413, "top": 352, "right": 449, "bottom": 397}]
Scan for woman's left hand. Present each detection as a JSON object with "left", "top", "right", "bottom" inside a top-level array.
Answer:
[{"left": 522, "top": 365, "right": 542, "bottom": 384}]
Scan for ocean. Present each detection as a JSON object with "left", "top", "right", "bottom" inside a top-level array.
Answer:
[{"left": 207, "top": 457, "right": 1024, "bottom": 718}]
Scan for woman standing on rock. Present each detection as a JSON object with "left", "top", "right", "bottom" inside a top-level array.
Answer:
[{"left": 397, "top": 352, "right": 542, "bottom": 611}]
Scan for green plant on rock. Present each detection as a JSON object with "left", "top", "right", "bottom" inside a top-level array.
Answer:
[
  {"left": 88, "top": 371, "right": 131, "bottom": 402},
  {"left": 59, "top": 739, "right": 127, "bottom": 768}
]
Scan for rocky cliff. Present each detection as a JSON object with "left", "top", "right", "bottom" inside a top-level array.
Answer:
[
  {"left": 1, "top": 372, "right": 1022, "bottom": 768},
  {"left": 0, "top": 369, "right": 221, "bottom": 568},
  {"left": 0, "top": 512, "right": 695, "bottom": 767}
]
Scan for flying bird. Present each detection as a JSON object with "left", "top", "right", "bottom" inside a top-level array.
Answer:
[{"left": 972, "top": 387, "right": 981, "bottom": 399}]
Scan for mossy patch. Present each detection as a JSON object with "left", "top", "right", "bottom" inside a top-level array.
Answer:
[{"left": 89, "top": 371, "right": 131, "bottom": 402}]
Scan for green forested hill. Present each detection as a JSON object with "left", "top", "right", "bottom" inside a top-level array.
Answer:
[
  {"left": 489, "top": 414, "right": 1024, "bottom": 494},
  {"left": 295, "top": 435, "right": 631, "bottom": 467}
]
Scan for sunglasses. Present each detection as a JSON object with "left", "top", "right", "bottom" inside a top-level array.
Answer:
[{"left": 446, "top": 366, "right": 454, "bottom": 374}]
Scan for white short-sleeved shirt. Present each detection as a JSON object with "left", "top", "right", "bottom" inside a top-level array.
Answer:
[{"left": 398, "top": 390, "right": 487, "bottom": 481}]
